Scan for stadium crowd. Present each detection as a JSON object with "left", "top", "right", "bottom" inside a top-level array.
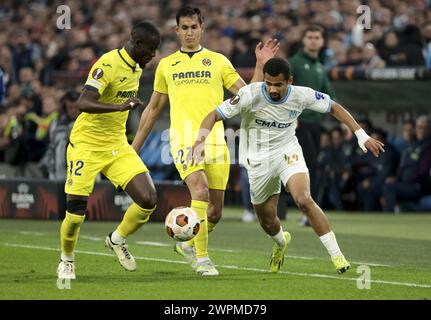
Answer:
[{"left": 1, "top": 0, "right": 431, "bottom": 212}]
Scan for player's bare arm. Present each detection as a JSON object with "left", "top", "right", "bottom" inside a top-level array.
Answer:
[
  {"left": 190, "top": 110, "right": 223, "bottom": 165},
  {"left": 228, "top": 39, "right": 280, "bottom": 95},
  {"left": 330, "top": 101, "right": 385, "bottom": 157},
  {"left": 131, "top": 91, "right": 168, "bottom": 152},
  {"left": 250, "top": 38, "right": 280, "bottom": 83},
  {"left": 78, "top": 88, "right": 143, "bottom": 113}
]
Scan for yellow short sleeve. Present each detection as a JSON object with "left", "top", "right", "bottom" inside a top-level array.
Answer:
[
  {"left": 84, "top": 55, "right": 114, "bottom": 96},
  {"left": 220, "top": 54, "right": 240, "bottom": 90},
  {"left": 154, "top": 60, "right": 168, "bottom": 94}
]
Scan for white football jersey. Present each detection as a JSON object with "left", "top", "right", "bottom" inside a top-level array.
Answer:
[{"left": 216, "top": 82, "right": 332, "bottom": 166}]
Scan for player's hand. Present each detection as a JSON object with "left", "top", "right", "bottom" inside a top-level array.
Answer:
[
  {"left": 255, "top": 38, "right": 280, "bottom": 65},
  {"left": 190, "top": 142, "right": 205, "bottom": 166},
  {"left": 119, "top": 98, "right": 143, "bottom": 111},
  {"left": 364, "top": 137, "right": 385, "bottom": 157}
]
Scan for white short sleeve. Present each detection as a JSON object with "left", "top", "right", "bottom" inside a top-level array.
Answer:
[
  {"left": 301, "top": 87, "right": 332, "bottom": 113},
  {"left": 216, "top": 85, "right": 253, "bottom": 119}
]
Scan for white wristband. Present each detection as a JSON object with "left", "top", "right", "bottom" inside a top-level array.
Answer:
[{"left": 354, "top": 128, "right": 370, "bottom": 153}]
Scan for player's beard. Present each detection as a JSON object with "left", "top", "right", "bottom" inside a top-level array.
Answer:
[{"left": 270, "top": 93, "right": 281, "bottom": 101}]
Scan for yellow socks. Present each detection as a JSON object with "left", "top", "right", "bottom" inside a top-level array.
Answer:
[
  {"left": 60, "top": 211, "right": 85, "bottom": 258},
  {"left": 187, "top": 204, "right": 218, "bottom": 252},
  {"left": 186, "top": 200, "right": 209, "bottom": 258},
  {"left": 116, "top": 202, "right": 156, "bottom": 238}
]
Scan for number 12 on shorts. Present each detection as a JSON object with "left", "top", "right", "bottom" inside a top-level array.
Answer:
[
  {"left": 285, "top": 154, "right": 299, "bottom": 165},
  {"left": 69, "top": 160, "right": 84, "bottom": 176}
]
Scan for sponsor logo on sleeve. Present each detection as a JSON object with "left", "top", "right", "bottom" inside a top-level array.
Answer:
[
  {"left": 229, "top": 95, "right": 240, "bottom": 105},
  {"left": 92, "top": 68, "right": 104, "bottom": 79}
]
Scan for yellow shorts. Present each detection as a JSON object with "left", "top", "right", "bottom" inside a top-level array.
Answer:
[
  {"left": 172, "top": 143, "right": 230, "bottom": 190},
  {"left": 65, "top": 143, "right": 148, "bottom": 196}
]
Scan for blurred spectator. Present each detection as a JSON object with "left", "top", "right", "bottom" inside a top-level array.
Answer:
[
  {"left": 218, "top": 36, "right": 235, "bottom": 61},
  {"left": 361, "top": 42, "right": 386, "bottom": 70},
  {"left": 339, "top": 123, "right": 370, "bottom": 209},
  {"left": 23, "top": 94, "right": 59, "bottom": 162},
  {"left": 423, "top": 21, "right": 431, "bottom": 68},
  {"left": 383, "top": 115, "right": 431, "bottom": 212},
  {"left": 315, "top": 128, "right": 343, "bottom": 210},
  {"left": 357, "top": 129, "right": 399, "bottom": 211},
  {"left": 40, "top": 90, "right": 80, "bottom": 179},
  {"left": 2, "top": 104, "right": 27, "bottom": 166},
  {"left": 10, "top": 29, "right": 41, "bottom": 83},
  {"left": 358, "top": 118, "right": 374, "bottom": 134},
  {"left": 346, "top": 46, "right": 363, "bottom": 66},
  {"left": 391, "top": 119, "right": 416, "bottom": 154},
  {"left": 232, "top": 38, "right": 260, "bottom": 68},
  {"left": 288, "top": 24, "right": 336, "bottom": 224},
  {"left": 379, "top": 29, "right": 425, "bottom": 66},
  {"left": 325, "top": 38, "right": 347, "bottom": 68}
]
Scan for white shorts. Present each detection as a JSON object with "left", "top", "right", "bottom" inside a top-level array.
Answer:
[{"left": 247, "top": 145, "right": 309, "bottom": 205}]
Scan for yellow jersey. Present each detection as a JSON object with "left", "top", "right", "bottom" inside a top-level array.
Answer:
[
  {"left": 70, "top": 48, "right": 142, "bottom": 150},
  {"left": 154, "top": 48, "right": 240, "bottom": 147}
]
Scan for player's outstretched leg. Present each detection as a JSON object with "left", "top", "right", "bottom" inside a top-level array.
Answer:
[
  {"left": 178, "top": 184, "right": 225, "bottom": 273},
  {"left": 254, "top": 194, "right": 291, "bottom": 273},
  {"left": 287, "top": 173, "right": 350, "bottom": 274},
  {"left": 58, "top": 196, "right": 87, "bottom": 279},
  {"left": 183, "top": 171, "right": 218, "bottom": 276},
  {"left": 107, "top": 172, "right": 157, "bottom": 271}
]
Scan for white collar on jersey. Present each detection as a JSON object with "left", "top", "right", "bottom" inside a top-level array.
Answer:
[{"left": 261, "top": 83, "right": 292, "bottom": 104}]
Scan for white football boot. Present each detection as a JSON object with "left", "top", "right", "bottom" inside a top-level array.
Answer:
[
  {"left": 105, "top": 233, "right": 136, "bottom": 271},
  {"left": 57, "top": 260, "right": 76, "bottom": 280},
  {"left": 196, "top": 259, "right": 219, "bottom": 276}
]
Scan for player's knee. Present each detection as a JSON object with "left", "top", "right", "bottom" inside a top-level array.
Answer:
[
  {"left": 136, "top": 188, "right": 157, "bottom": 209},
  {"left": 295, "top": 195, "right": 315, "bottom": 213},
  {"left": 256, "top": 213, "right": 273, "bottom": 230},
  {"left": 66, "top": 199, "right": 87, "bottom": 215}
]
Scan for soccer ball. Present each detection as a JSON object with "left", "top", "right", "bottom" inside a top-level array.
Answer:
[{"left": 165, "top": 207, "right": 201, "bottom": 241}]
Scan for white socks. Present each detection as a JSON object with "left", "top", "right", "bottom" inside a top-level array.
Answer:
[
  {"left": 271, "top": 228, "right": 286, "bottom": 247},
  {"left": 111, "top": 230, "right": 125, "bottom": 244},
  {"left": 61, "top": 252, "right": 74, "bottom": 262},
  {"left": 197, "top": 256, "right": 210, "bottom": 264},
  {"left": 319, "top": 231, "right": 342, "bottom": 258}
]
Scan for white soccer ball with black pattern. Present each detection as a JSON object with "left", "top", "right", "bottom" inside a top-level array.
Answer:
[{"left": 165, "top": 207, "right": 201, "bottom": 241}]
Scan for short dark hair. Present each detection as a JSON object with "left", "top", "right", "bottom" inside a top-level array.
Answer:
[
  {"left": 263, "top": 58, "right": 291, "bottom": 80},
  {"left": 302, "top": 24, "right": 325, "bottom": 39},
  {"left": 131, "top": 21, "right": 160, "bottom": 41},
  {"left": 176, "top": 6, "right": 203, "bottom": 25}
]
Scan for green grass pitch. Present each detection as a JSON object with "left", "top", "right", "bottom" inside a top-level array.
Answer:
[{"left": 0, "top": 208, "right": 430, "bottom": 300}]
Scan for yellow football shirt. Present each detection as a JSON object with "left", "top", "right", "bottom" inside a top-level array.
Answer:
[
  {"left": 70, "top": 48, "right": 142, "bottom": 149},
  {"left": 154, "top": 48, "right": 240, "bottom": 147}
]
